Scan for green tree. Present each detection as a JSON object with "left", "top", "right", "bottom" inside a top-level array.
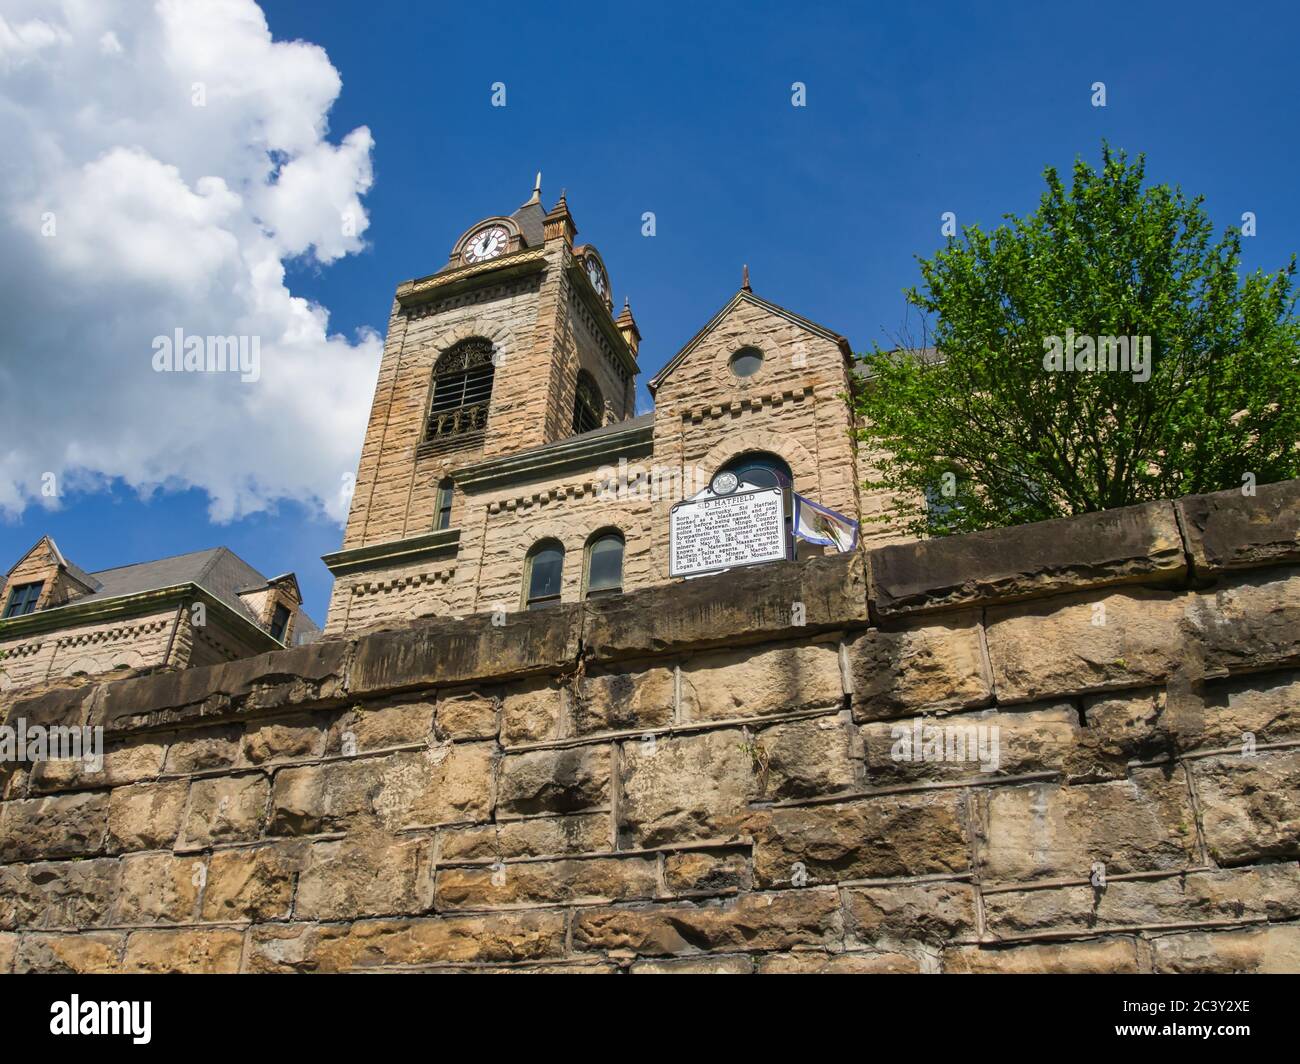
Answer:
[{"left": 853, "top": 144, "right": 1300, "bottom": 536}]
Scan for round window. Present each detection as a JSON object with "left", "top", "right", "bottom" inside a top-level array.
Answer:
[{"left": 729, "top": 346, "right": 763, "bottom": 378}]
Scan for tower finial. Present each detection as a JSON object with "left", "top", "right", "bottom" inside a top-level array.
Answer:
[
  {"left": 742, "top": 264, "right": 751, "bottom": 292},
  {"left": 523, "top": 171, "right": 542, "bottom": 207}
]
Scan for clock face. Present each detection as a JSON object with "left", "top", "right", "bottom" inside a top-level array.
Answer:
[
  {"left": 585, "top": 257, "right": 607, "bottom": 297},
  {"left": 463, "top": 225, "right": 509, "bottom": 264}
]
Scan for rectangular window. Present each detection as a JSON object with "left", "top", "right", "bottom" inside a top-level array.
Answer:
[
  {"left": 269, "top": 603, "right": 292, "bottom": 642},
  {"left": 3, "top": 581, "right": 44, "bottom": 618},
  {"left": 435, "top": 480, "right": 454, "bottom": 530}
]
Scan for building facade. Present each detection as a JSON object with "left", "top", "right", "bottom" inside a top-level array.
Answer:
[
  {"left": 0, "top": 538, "right": 318, "bottom": 693},
  {"left": 324, "top": 180, "right": 906, "bottom": 634}
]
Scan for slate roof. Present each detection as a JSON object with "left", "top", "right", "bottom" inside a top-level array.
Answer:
[{"left": 74, "top": 547, "right": 268, "bottom": 625}]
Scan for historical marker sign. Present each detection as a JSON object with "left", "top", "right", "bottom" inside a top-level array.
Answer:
[{"left": 669, "top": 486, "right": 787, "bottom": 577}]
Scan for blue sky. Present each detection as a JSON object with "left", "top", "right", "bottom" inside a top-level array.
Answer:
[{"left": 3, "top": 0, "right": 1297, "bottom": 624}]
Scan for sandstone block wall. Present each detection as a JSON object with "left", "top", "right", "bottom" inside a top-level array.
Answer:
[{"left": 2, "top": 481, "right": 1297, "bottom": 974}]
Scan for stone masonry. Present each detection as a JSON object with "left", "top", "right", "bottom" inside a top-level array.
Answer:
[{"left": 1, "top": 479, "right": 1297, "bottom": 973}]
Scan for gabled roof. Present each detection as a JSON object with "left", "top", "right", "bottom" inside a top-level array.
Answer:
[
  {"left": 77, "top": 547, "right": 268, "bottom": 625},
  {"left": 648, "top": 289, "right": 853, "bottom": 394},
  {"left": 5, "top": 535, "right": 101, "bottom": 592}
]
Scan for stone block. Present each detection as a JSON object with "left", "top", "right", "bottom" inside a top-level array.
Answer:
[
  {"left": 438, "top": 814, "right": 609, "bottom": 861},
  {"left": 1176, "top": 479, "right": 1300, "bottom": 575},
  {"left": 178, "top": 773, "right": 268, "bottom": 848},
  {"left": 870, "top": 500, "right": 1185, "bottom": 617},
  {"left": 1152, "top": 925, "right": 1300, "bottom": 973},
  {"left": 755, "top": 714, "right": 858, "bottom": 799},
  {"left": 574, "top": 665, "right": 675, "bottom": 735},
  {"left": 122, "top": 928, "right": 244, "bottom": 973},
  {"left": 1190, "top": 751, "right": 1300, "bottom": 864},
  {"left": 293, "top": 836, "right": 428, "bottom": 920},
  {"left": 844, "top": 882, "right": 978, "bottom": 948},
  {"left": 113, "top": 852, "right": 205, "bottom": 925},
  {"left": 848, "top": 612, "right": 992, "bottom": 720},
  {"left": 680, "top": 642, "right": 843, "bottom": 723},
  {"left": 434, "top": 855, "right": 658, "bottom": 910},
  {"left": 14, "top": 932, "right": 125, "bottom": 973},
  {"left": 201, "top": 842, "right": 308, "bottom": 922},
  {"left": 106, "top": 780, "right": 188, "bottom": 853},
  {"left": 0, "top": 791, "right": 107, "bottom": 861},
  {"left": 618, "top": 729, "right": 754, "bottom": 848},
  {"left": 974, "top": 770, "right": 1197, "bottom": 882},
  {"left": 573, "top": 889, "right": 842, "bottom": 957},
  {"left": 496, "top": 745, "right": 610, "bottom": 816},
  {"left": 945, "top": 939, "right": 1141, "bottom": 973}
]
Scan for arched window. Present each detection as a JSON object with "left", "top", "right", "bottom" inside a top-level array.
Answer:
[
  {"left": 435, "top": 477, "right": 454, "bottom": 530},
  {"left": 523, "top": 539, "right": 565, "bottom": 610},
  {"left": 719, "top": 451, "right": 792, "bottom": 491},
  {"left": 584, "top": 530, "right": 624, "bottom": 599},
  {"left": 572, "top": 370, "right": 604, "bottom": 435},
  {"left": 426, "top": 337, "right": 496, "bottom": 441}
]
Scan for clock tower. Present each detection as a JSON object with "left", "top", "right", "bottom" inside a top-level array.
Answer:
[{"left": 325, "top": 177, "right": 641, "bottom": 630}]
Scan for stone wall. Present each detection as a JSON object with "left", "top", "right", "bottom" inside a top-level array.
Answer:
[{"left": 2, "top": 481, "right": 1297, "bottom": 974}]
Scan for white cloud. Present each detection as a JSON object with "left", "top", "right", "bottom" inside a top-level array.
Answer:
[{"left": 0, "top": 0, "right": 380, "bottom": 523}]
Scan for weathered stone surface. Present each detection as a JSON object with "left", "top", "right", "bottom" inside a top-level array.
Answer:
[
  {"left": 1151, "top": 925, "right": 1300, "bottom": 973},
  {"left": 98, "top": 638, "right": 350, "bottom": 731},
  {"left": 983, "top": 864, "right": 1300, "bottom": 939},
  {"left": 618, "top": 729, "right": 754, "bottom": 847},
  {"left": 272, "top": 744, "right": 493, "bottom": 834},
  {"left": 270, "top": 757, "right": 388, "bottom": 834},
  {"left": 862, "top": 704, "right": 1078, "bottom": 785},
  {"left": 848, "top": 612, "right": 992, "bottom": 720},
  {"left": 755, "top": 714, "right": 858, "bottom": 799},
  {"left": 162, "top": 725, "right": 242, "bottom": 774},
  {"left": 13, "top": 931, "right": 125, "bottom": 973},
  {"left": 986, "top": 589, "right": 1190, "bottom": 703},
  {"left": 106, "top": 780, "right": 188, "bottom": 853},
  {"left": 246, "top": 912, "right": 567, "bottom": 972},
  {"left": 0, "top": 791, "right": 107, "bottom": 861},
  {"left": 349, "top": 606, "right": 582, "bottom": 696},
  {"left": 439, "top": 814, "right": 609, "bottom": 861},
  {"left": 201, "top": 842, "right": 308, "bottom": 922},
  {"left": 497, "top": 745, "right": 610, "bottom": 816},
  {"left": 975, "top": 771, "right": 1197, "bottom": 882},
  {"left": 574, "top": 889, "right": 842, "bottom": 956},
  {"left": 435, "top": 855, "right": 658, "bottom": 910},
  {"left": 582, "top": 552, "right": 869, "bottom": 662},
  {"left": 631, "top": 954, "right": 754, "bottom": 974},
  {"left": 293, "top": 835, "right": 428, "bottom": 920},
  {"left": 243, "top": 715, "right": 325, "bottom": 764},
  {"left": 1, "top": 858, "right": 120, "bottom": 930},
  {"left": 178, "top": 773, "right": 268, "bottom": 848},
  {"left": 339, "top": 698, "right": 435, "bottom": 749},
  {"left": 1190, "top": 751, "right": 1300, "bottom": 864},
  {"left": 1074, "top": 690, "right": 1172, "bottom": 780},
  {"left": 1177, "top": 479, "right": 1300, "bottom": 575},
  {"left": 755, "top": 950, "right": 920, "bottom": 973},
  {"left": 1162, "top": 671, "right": 1300, "bottom": 753},
  {"left": 500, "top": 681, "right": 564, "bottom": 745},
  {"left": 575, "top": 665, "right": 675, "bottom": 735},
  {"left": 122, "top": 928, "right": 244, "bottom": 973},
  {"left": 0, "top": 931, "right": 14, "bottom": 972},
  {"left": 680, "top": 642, "right": 843, "bottom": 723},
  {"left": 387, "top": 742, "right": 495, "bottom": 828},
  {"left": 845, "top": 882, "right": 978, "bottom": 948},
  {"left": 871, "top": 501, "right": 1185, "bottom": 617},
  {"left": 1187, "top": 568, "right": 1300, "bottom": 677},
  {"left": 945, "top": 939, "right": 1142, "bottom": 973},
  {"left": 113, "top": 852, "right": 205, "bottom": 925},
  {"left": 663, "top": 848, "right": 750, "bottom": 896},
  {"left": 30, "top": 733, "right": 165, "bottom": 792},
  {"left": 751, "top": 792, "right": 970, "bottom": 887},
  {"left": 434, "top": 690, "right": 498, "bottom": 741}
]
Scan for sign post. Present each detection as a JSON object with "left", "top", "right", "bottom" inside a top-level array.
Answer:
[{"left": 668, "top": 486, "right": 788, "bottom": 578}]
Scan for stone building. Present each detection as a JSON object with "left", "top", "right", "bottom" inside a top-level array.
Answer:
[
  {"left": 325, "top": 180, "right": 903, "bottom": 634},
  {"left": 0, "top": 537, "right": 318, "bottom": 693}
]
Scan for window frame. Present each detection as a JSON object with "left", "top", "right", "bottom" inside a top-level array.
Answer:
[
  {"left": 583, "top": 529, "right": 625, "bottom": 600},
  {"left": 424, "top": 337, "right": 497, "bottom": 443},
  {"left": 522, "top": 539, "right": 566, "bottom": 611},
  {"left": 572, "top": 370, "right": 604, "bottom": 436},
  {"left": 269, "top": 602, "right": 292, "bottom": 642},
  {"left": 435, "top": 477, "right": 455, "bottom": 530},
  {"left": 3, "top": 581, "right": 43, "bottom": 618}
]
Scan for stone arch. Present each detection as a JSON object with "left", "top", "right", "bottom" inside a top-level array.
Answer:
[{"left": 698, "top": 429, "right": 819, "bottom": 494}]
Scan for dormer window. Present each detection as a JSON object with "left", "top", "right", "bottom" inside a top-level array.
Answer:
[
  {"left": 3, "top": 581, "right": 43, "bottom": 618},
  {"left": 269, "top": 603, "right": 292, "bottom": 642}
]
